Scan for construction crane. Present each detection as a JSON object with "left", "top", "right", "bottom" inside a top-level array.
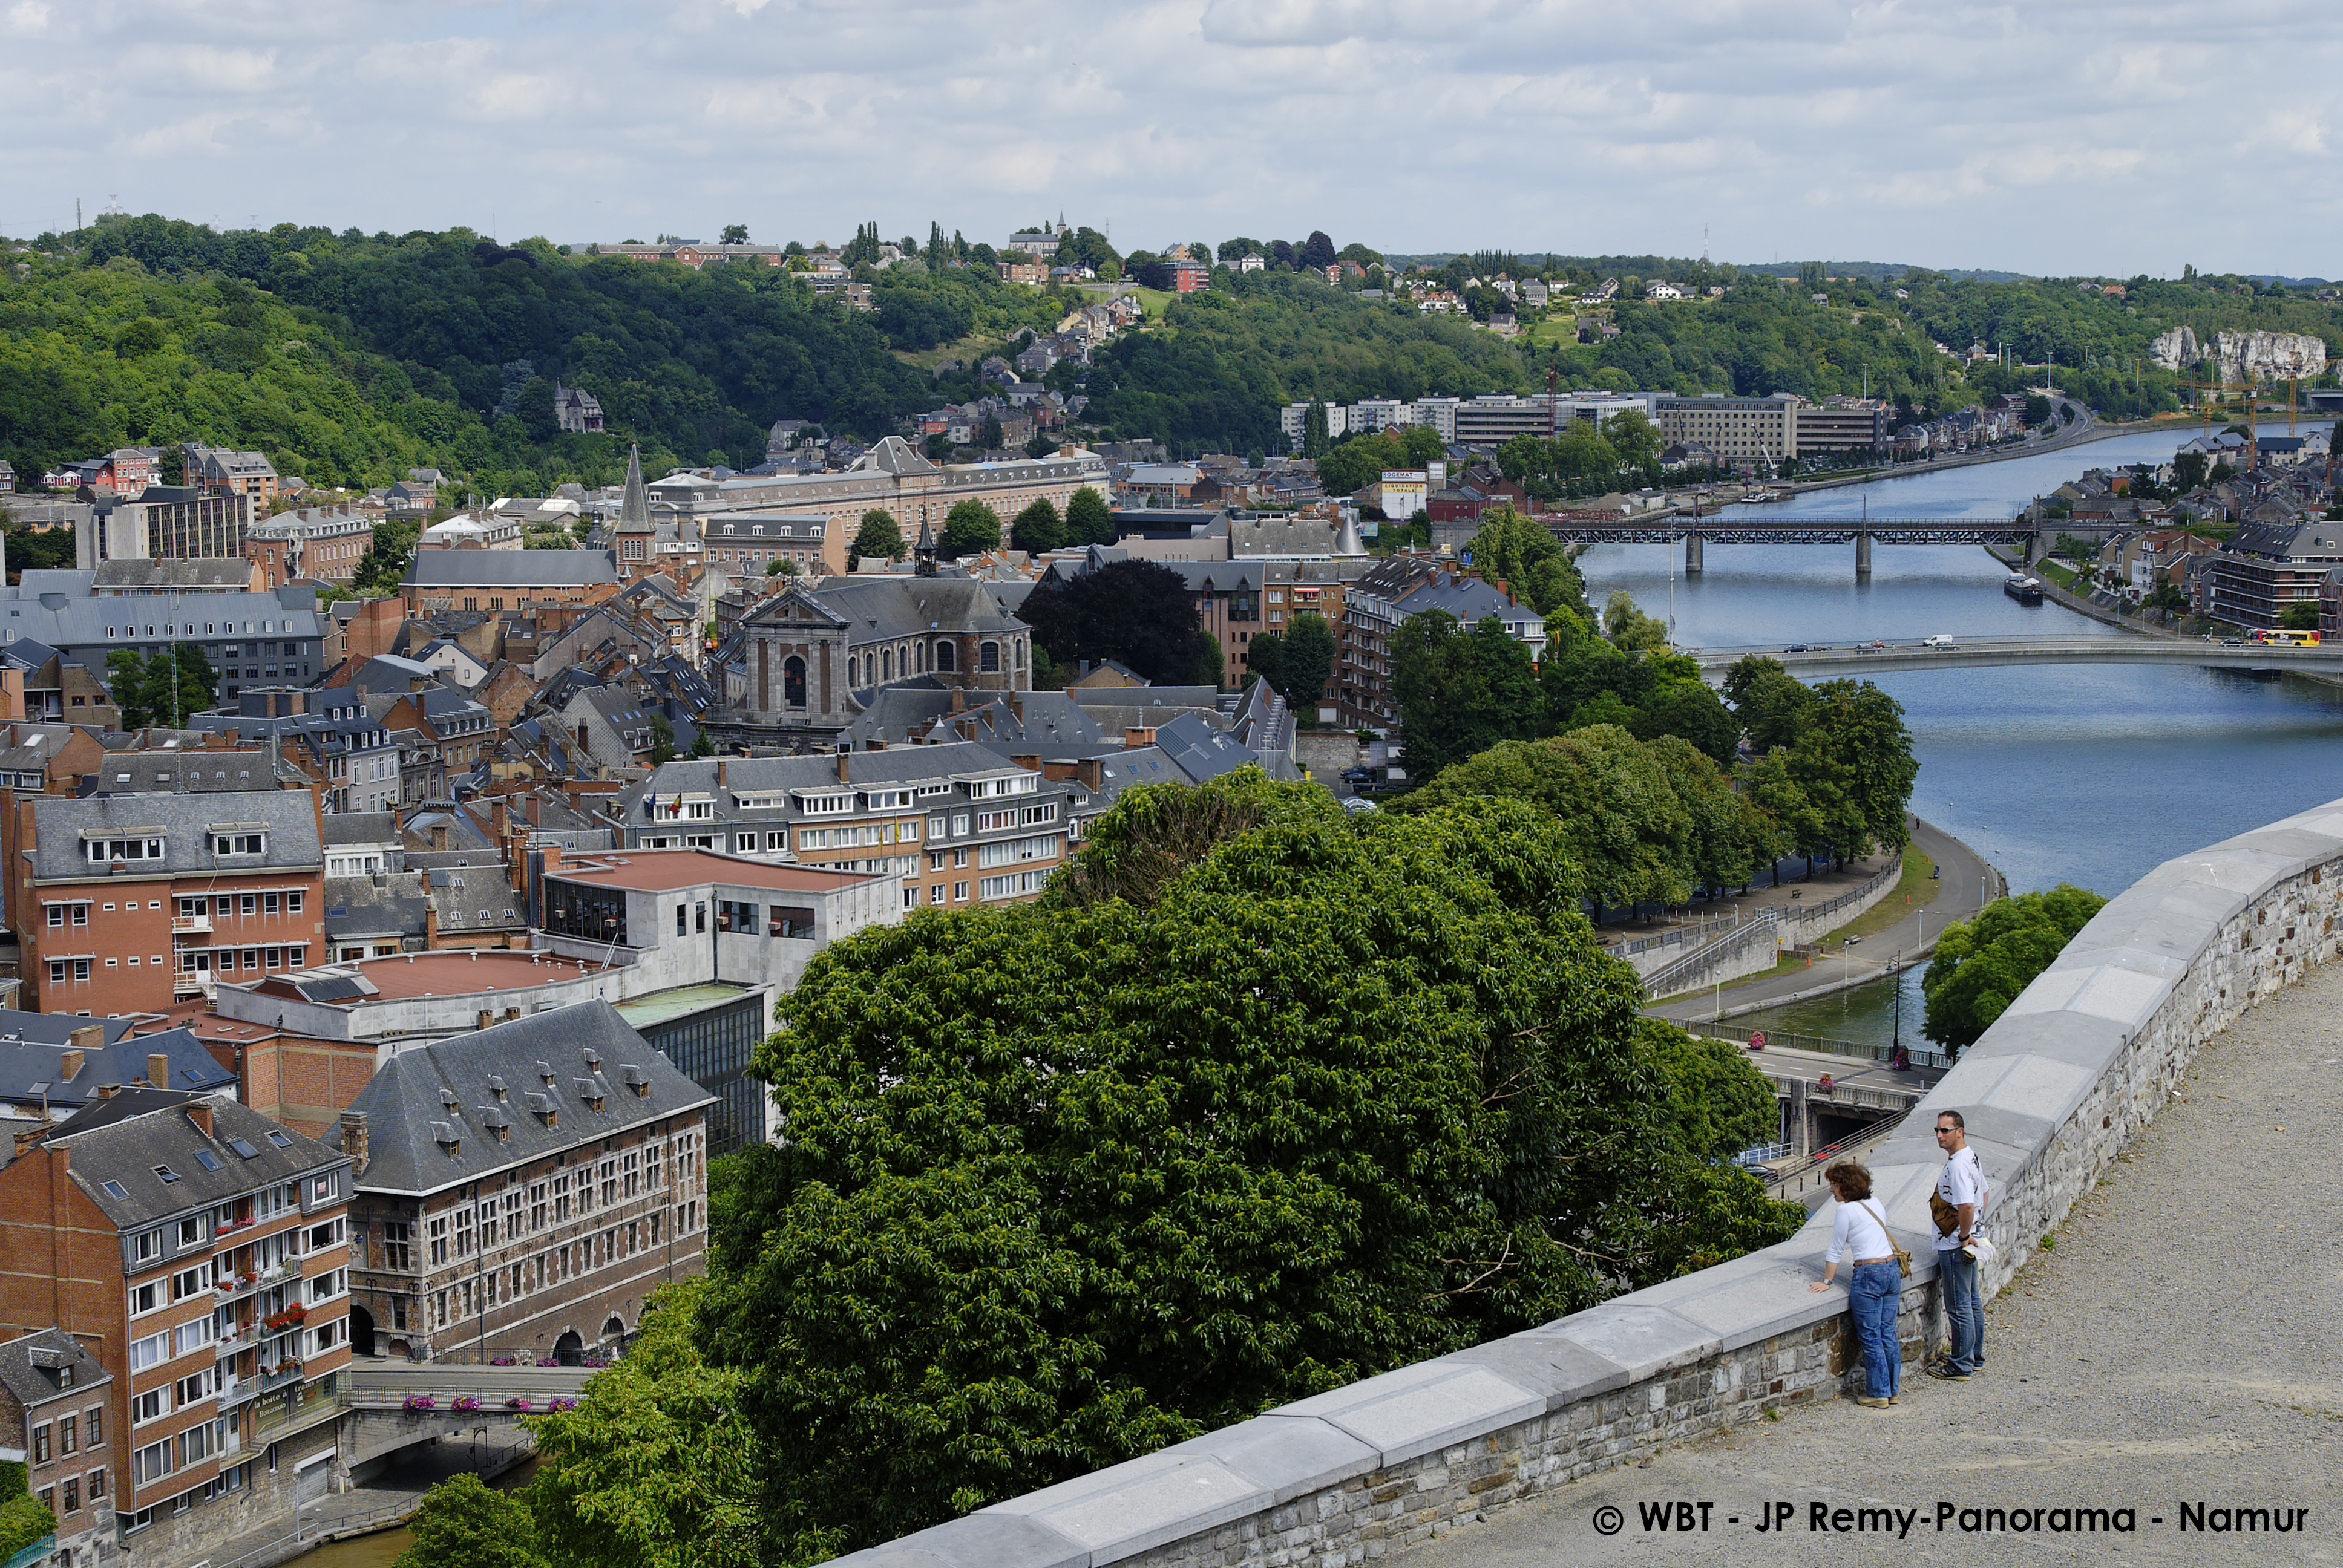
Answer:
[{"left": 2175, "top": 374, "right": 2260, "bottom": 468}]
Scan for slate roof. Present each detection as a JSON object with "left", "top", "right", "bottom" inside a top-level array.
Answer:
[
  {"left": 35, "top": 1089, "right": 349, "bottom": 1230},
  {"left": 0, "top": 1017, "right": 236, "bottom": 1111},
  {"left": 617, "top": 739, "right": 1035, "bottom": 827},
  {"left": 26, "top": 789, "right": 321, "bottom": 880},
  {"left": 425, "top": 866, "right": 525, "bottom": 936},
  {"left": 91, "top": 558, "right": 255, "bottom": 592},
  {"left": 0, "top": 1327, "right": 111, "bottom": 1412},
  {"left": 326, "top": 811, "right": 401, "bottom": 848},
  {"left": 323, "top": 875, "right": 427, "bottom": 945},
  {"left": 402, "top": 550, "right": 620, "bottom": 587},
  {"left": 0, "top": 585, "right": 322, "bottom": 653},
  {"left": 1152, "top": 709, "right": 1260, "bottom": 783},
  {"left": 342, "top": 1002, "right": 717, "bottom": 1197},
  {"left": 787, "top": 575, "right": 1027, "bottom": 641}
]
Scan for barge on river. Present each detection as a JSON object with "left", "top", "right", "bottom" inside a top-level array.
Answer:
[{"left": 2004, "top": 573, "right": 2044, "bottom": 605}]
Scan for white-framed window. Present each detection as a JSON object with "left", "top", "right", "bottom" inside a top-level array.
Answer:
[
  {"left": 128, "top": 1331, "right": 168, "bottom": 1372},
  {"left": 132, "top": 1439, "right": 173, "bottom": 1486},
  {"left": 214, "top": 833, "right": 264, "bottom": 855}
]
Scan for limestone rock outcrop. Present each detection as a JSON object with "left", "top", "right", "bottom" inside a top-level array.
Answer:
[{"left": 2150, "top": 325, "right": 2328, "bottom": 384}]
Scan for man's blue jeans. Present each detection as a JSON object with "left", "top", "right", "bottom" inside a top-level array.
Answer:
[
  {"left": 1849, "top": 1259, "right": 1902, "bottom": 1397},
  {"left": 1938, "top": 1245, "right": 1981, "bottom": 1373}
]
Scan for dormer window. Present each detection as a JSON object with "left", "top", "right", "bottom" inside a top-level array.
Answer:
[{"left": 215, "top": 833, "right": 264, "bottom": 856}]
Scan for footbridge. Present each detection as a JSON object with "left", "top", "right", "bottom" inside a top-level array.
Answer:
[
  {"left": 339, "top": 1363, "right": 595, "bottom": 1469},
  {"left": 1686, "top": 635, "right": 2343, "bottom": 681},
  {"left": 1546, "top": 515, "right": 2044, "bottom": 575}
]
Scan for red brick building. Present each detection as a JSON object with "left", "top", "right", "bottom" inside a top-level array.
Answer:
[
  {"left": 0, "top": 1089, "right": 354, "bottom": 1560},
  {"left": 13, "top": 790, "right": 327, "bottom": 1014}
]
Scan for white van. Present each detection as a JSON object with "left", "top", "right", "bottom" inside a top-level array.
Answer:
[{"left": 1921, "top": 634, "right": 1959, "bottom": 649}]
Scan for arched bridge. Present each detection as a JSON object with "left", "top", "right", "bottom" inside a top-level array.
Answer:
[{"left": 1687, "top": 636, "right": 2343, "bottom": 681}]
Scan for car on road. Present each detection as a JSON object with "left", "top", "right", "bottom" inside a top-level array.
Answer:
[
  {"left": 1339, "top": 796, "right": 1379, "bottom": 815},
  {"left": 1783, "top": 643, "right": 1810, "bottom": 653},
  {"left": 1921, "top": 634, "right": 1959, "bottom": 649},
  {"left": 1339, "top": 766, "right": 1373, "bottom": 785},
  {"left": 2221, "top": 636, "right": 2245, "bottom": 646}
]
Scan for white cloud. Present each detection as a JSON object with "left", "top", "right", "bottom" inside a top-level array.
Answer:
[{"left": 2, "top": 1, "right": 2341, "bottom": 274}]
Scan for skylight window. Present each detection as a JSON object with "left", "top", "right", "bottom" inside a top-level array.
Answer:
[
  {"left": 228, "top": 1138, "right": 260, "bottom": 1159},
  {"left": 192, "top": 1149, "right": 223, "bottom": 1172},
  {"left": 264, "top": 1130, "right": 293, "bottom": 1148},
  {"left": 100, "top": 1180, "right": 128, "bottom": 1200},
  {"left": 153, "top": 1165, "right": 179, "bottom": 1183}
]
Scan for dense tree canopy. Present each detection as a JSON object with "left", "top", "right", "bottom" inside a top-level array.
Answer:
[
  {"left": 1063, "top": 485, "right": 1115, "bottom": 546},
  {"left": 695, "top": 774, "right": 1800, "bottom": 1561},
  {"left": 1017, "top": 559, "right": 1215, "bottom": 685},
  {"left": 937, "top": 499, "right": 1000, "bottom": 558},
  {"left": 1246, "top": 610, "right": 1334, "bottom": 708},
  {"left": 105, "top": 643, "right": 217, "bottom": 728},
  {"left": 851, "top": 508, "right": 903, "bottom": 562},
  {"left": 1923, "top": 883, "right": 2109, "bottom": 1051}
]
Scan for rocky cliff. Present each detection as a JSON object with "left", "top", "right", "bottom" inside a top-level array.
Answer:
[{"left": 2151, "top": 325, "right": 2330, "bottom": 383}]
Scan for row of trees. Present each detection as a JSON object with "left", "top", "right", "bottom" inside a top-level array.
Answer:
[
  {"left": 847, "top": 488, "right": 1116, "bottom": 564},
  {"left": 1386, "top": 564, "right": 1918, "bottom": 907},
  {"left": 398, "top": 774, "right": 1803, "bottom": 1567}
]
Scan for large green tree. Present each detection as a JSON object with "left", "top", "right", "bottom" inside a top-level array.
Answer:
[
  {"left": 852, "top": 508, "right": 903, "bottom": 562},
  {"left": 395, "top": 1475, "right": 548, "bottom": 1568},
  {"left": 1063, "top": 485, "right": 1115, "bottom": 546},
  {"left": 105, "top": 643, "right": 218, "bottom": 728},
  {"left": 1015, "top": 559, "right": 1213, "bottom": 685},
  {"left": 937, "top": 499, "right": 1001, "bottom": 558},
  {"left": 1923, "top": 883, "right": 2108, "bottom": 1051},
  {"left": 696, "top": 776, "right": 1799, "bottom": 1561},
  {"left": 1389, "top": 610, "right": 1544, "bottom": 779},
  {"left": 1464, "top": 507, "right": 1593, "bottom": 624},
  {"left": 1009, "top": 497, "right": 1064, "bottom": 554}
]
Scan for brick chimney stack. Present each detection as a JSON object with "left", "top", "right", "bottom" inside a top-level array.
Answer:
[
  {"left": 340, "top": 1109, "right": 369, "bottom": 1175},
  {"left": 146, "top": 1052, "right": 169, "bottom": 1089}
]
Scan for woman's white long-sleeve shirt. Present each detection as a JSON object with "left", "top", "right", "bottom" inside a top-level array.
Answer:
[{"left": 1824, "top": 1198, "right": 1895, "bottom": 1264}]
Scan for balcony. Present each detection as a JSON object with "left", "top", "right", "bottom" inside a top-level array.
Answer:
[
  {"left": 172, "top": 973, "right": 208, "bottom": 1000},
  {"left": 212, "top": 1261, "right": 302, "bottom": 1304},
  {"left": 171, "top": 914, "right": 213, "bottom": 935}
]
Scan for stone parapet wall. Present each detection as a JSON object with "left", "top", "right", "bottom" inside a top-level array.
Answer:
[{"left": 831, "top": 800, "right": 2343, "bottom": 1568}]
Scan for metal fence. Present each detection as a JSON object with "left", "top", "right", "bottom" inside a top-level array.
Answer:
[
  {"left": 1642, "top": 907, "right": 1781, "bottom": 996},
  {"left": 1723, "top": 1027, "right": 1954, "bottom": 1073},
  {"left": 1614, "top": 910, "right": 1743, "bottom": 959},
  {"left": 1777, "top": 857, "right": 1903, "bottom": 941}
]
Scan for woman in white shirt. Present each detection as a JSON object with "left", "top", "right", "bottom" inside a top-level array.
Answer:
[{"left": 1807, "top": 1160, "right": 1902, "bottom": 1407}]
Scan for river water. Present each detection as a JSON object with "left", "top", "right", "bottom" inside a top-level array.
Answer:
[{"left": 1578, "top": 421, "right": 2343, "bottom": 1048}]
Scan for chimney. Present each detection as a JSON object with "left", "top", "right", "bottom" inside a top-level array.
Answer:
[
  {"left": 524, "top": 792, "right": 540, "bottom": 827},
  {"left": 11, "top": 1126, "right": 42, "bottom": 1158},
  {"left": 1012, "top": 754, "right": 1040, "bottom": 773},
  {"left": 424, "top": 897, "right": 439, "bottom": 947},
  {"left": 716, "top": 759, "right": 727, "bottom": 788},
  {"left": 491, "top": 798, "right": 509, "bottom": 840},
  {"left": 95, "top": 1083, "right": 120, "bottom": 1100},
  {"left": 339, "top": 1109, "right": 369, "bottom": 1176},
  {"left": 835, "top": 751, "right": 850, "bottom": 785},
  {"left": 1076, "top": 757, "right": 1103, "bottom": 791},
  {"left": 187, "top": 1101, "right": 213, "bottom": 1136},
  {"left": 59, "top": 1047, "right": 84, "bottom": 1082},
  {"left": 951, "top": 688, "right": 965, "bottom": 714},
  {"left": 1126, "top": 727, "right": 1156, "bottom": 747},
  {"left": 431, "top": 823, "right": 449, "bottom": 852},
  {"left": 147, "top": 1052, "right": 170, "bottom": 1090},
  {"left": 67, "top": 1021, "right": 102, "bottom": 1060}
]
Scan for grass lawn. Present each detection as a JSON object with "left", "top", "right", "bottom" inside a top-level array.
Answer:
[
  {"left": 891, "top": 333, "right": 998, "bottom": 371},
  {"left": 1132, "top": 287, "right": 1174, "bottom": 320},
  {"left": 2033, "top": 558, "right": 2081, "bottom": 589},
  {"left": 1709, "top": 843, "right": 1948, "bottom": 991}
]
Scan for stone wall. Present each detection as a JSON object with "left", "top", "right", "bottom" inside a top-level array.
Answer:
[{"left": 829, "top": 800, "right": 2343, "bottom": 1568}]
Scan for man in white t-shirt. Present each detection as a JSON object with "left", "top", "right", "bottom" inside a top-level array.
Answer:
[{"left": 1925, "top": 1109, "right": 1988, "bottom": 1380}]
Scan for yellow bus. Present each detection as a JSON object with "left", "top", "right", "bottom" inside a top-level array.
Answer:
[{"left": 2250, "top": 628, "right": 2321, "bottom": 647}]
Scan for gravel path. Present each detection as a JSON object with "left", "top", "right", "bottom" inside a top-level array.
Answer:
[{"left": 1405, "top": 955, "right": 2343, "bottom": 1566}]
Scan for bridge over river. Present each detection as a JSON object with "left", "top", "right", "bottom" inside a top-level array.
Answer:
[
  {"left": 1686, "top": 635, "right": 2343, "bottom": 682},
  {"left": 1545, "top": 515, "right": 2047, "bottom": 575}
]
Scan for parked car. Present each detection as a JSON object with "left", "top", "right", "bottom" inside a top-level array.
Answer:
[{"left": 1339, "top": 766, "right": 1373, "bottom": 785}]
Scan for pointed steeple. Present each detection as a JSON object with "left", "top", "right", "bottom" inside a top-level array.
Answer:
[
  {"left": 618, "top": 444, "right": 650, "bottom": 533},
  {"left": 1334, "top": 512, "right": 1366, "bottom": 557},
  {"left": 914, "top": 513, "right": 939, "bottom": 577}
]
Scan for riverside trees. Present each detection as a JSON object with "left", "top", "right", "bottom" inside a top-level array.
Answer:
[
  {"left": 1922, "top": 883, "right": 2109, "bottom": 1051},
  {"left": 693, "top": 774, "right": 1800, "bottom": 1561}
]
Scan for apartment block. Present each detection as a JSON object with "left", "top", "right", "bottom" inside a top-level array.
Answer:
[
  {"left": 339, "top": 1002, "right": 713, "bottom": 1367},
  {"left": 615, "top": 743, "right": 1073, "bottom": 912},
  {"left": 1653, "top": 395, "right": 1800, "bottom": 467},
  {"left": 13, "top": 790, "right": 326, "bottom": 1014},
  {"left": 0, "top": 1089, "right": 355, "bottom": 1563}
]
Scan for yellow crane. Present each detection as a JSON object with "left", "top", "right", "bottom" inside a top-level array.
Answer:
[{"left": 2175, "top": 375, "right": 2261, "bottom": 467}]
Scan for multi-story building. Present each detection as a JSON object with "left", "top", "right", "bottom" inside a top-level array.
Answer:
[
  {"left": 1792, "top": 400, "right": 1890, "bottom": 456},
  {"left": 532, "top": 848, "right": 897, "bottom": 1151},
  {"left": 1654, "top": 394, "right": 1800, "bottom": 468},
  {"left": 183, "top": 690, "right": 401, "bottom": 815},
  {"left": 0, "top": 1326, "right": 119, "bottom": 1568},
  {"left": 243, "top": 506, "right": 376, "bottom": 589},
  {"left": 0, "top": 584, "right": 326, "bottom": 706},
  {"left": 0, "top": 1089, "right": 354, "bottom": 1563},
  {"left": 180, "top": 446, "right": 283, "bottom": 508},
  {"left": 75, "top": 486, "right": 251, "bottom": 570},
  {"left": 1337, "top": 555, "right": 1546, "bottom": 728},
  {"left": 339, "top": 1002, "right": 713, "bottom": 1365},
  {"left": 11, "top": 789, "right": 326, "bottom": 1014},
  {"left": 398, "top": 549, "right": 623, "bottom": 617},
  {"left": 613, "top": 743, "right": 1073, "bottom": 913},
  {"left": 2206, "top": 519, "right": 2343, "bottom": 629}
]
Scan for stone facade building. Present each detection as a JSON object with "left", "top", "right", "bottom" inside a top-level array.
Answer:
[
  {"left": 339, "top": 1002, "right": 713, "bottom": 1367},
  {"left": 0, "top": 1327, "right": 119, "bottom": 1568}
]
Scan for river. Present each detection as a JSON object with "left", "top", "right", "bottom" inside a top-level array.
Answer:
[{"left": 1578, "top": 420, "right": 2343, "bottom": 1048}]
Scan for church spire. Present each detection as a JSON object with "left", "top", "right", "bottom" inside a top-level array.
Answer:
[
  {"left": 914, "top": 512, "right": 938, "bottom": 577},
  {"left": 618, "top": 443, "right": 650, "bottom": 532}
]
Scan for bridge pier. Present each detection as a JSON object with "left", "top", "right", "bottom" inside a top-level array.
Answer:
[
  {"left": 1684, "top": 532, "right": 1703, "bottom": 575},
  {"left": 1854, "top": 532, "right": 1873, "bottom": 577}
]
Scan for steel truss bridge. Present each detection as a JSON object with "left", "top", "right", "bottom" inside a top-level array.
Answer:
[
  {"left": 1686, "top": 636, "right": 2343, "bottom": 681},
  {"left": 1544, "top": 516, "right": 2040, "bottom": 547}
]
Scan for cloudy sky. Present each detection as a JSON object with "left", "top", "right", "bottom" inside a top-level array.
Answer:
[{"left": 6, "top": 0, "right": 2337, "bottom": 278}]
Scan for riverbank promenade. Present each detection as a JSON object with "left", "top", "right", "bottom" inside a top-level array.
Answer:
[{"left": 1403, "top": 956, "right": 2343, "bottom": 1568}]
